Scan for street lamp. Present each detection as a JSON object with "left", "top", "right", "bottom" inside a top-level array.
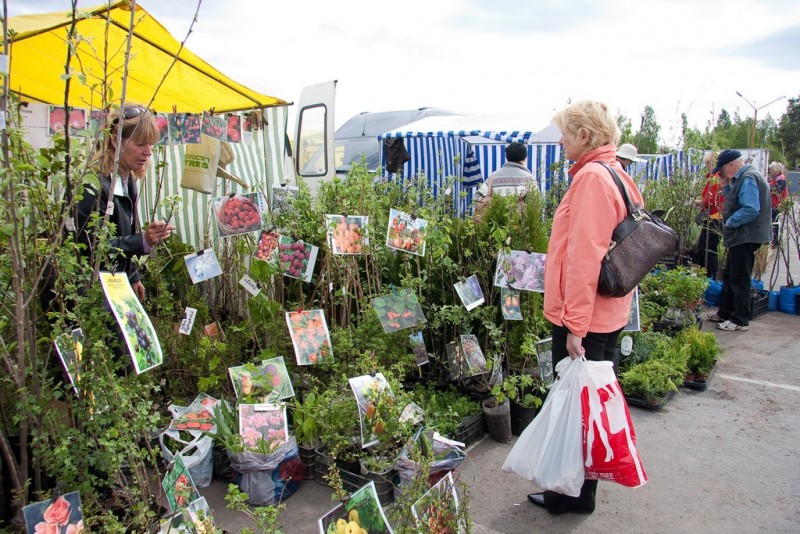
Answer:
[{"left": 735, "top": 91, "right": 786, "bottom": 148}]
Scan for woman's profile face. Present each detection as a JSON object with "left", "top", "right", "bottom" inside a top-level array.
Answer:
[
  {"left": 560, "top": 130, "right": 587, "bottom": 162},
  {"left": 119, "top": 137, "right": 153, "bottom": 176}
]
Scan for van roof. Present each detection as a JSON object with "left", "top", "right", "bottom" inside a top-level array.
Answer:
[{"left": 336, "top": 108, "right": 458, "bottom": 138}]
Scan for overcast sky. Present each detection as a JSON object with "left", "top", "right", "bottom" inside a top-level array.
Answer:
[{"left": 8, "top": 0, "right": 800, "bottom": 145}]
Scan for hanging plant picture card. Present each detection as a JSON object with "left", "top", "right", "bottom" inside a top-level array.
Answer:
[
  {"left": 23, "top": 491, "right": 84, "bottom": 534},
  {"left": 348, "top": 373, "right": 394, "bottom": 448},
  {"left": 184, "top": 248, "right": 223, "bottom": 283},
  {"left": 169, "top": 392, "right": 219, "bottom": 432},
  {"left": 162, "top": 455, "right": 200, "bottom": 512},
  {"left": 325, "top": 214, "right": 369, "bottom": 255},
  {"left": 445, "top": 341, "right": 465, "bottom": 381},
  {"left": 212, "top": 192, "right": 265, "bottom": 238},
  {"left": 493, "top": 250, "right": 547, "bottom": 292},
  {"left": 276, "top": 236, "right": 318, "bottom": 282},
  {"left": 501, "top": 287, "right": 523, "bottom": 320},
  {"left": 100, "top": 272, "right": 163, "bottom": 374},
  {"left": 229, "top": 357, "right": 295, "bottom": 402},
  {"left": 460, "top": 334, "right": 487, "bottom": 377},
  {"left": 159, "top": 497, "right": 216, "bottom": 533},
  {"left": 385, "top": 208, "right": 428, "bottom": 256},
  {"left": 409, "top": 331, "right": 429, "bottom": 366},
  {"left": 54, "top": 328, "right": 85, "bottom": 396},
  {"left": 271, "top": 184, "right": 299, "bottom": 220},
  {"left": 286, "top": 309, "right": 333, "bottom": 365},
  {"left": 454, "top": 274, "right": 485, "bottom": 311},
  {"left": 253, "top": 230, "right": 280, "bottom": 263},
  {"left": 200, "top": 111, "right": 226, "bottom": 141},
  {"left": 238, "top": 403, "right": 288, "bottom": 450},
  {"left": 623, "top": 288, "right": 641, "bottom": 332},
  {"left": 372, "top": 288, "right": 427, "bottom": 333},
  {"left": 318, "top": 481, "right": 394, "bottom": 534},
  {"left": 536, "top": 337, "right": 554, "bottom": 385},
  {"left": 411, "top": 472, "right": 462, "bottom": 533}
]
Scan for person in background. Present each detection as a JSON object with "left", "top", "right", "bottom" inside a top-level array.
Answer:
[
  {"left": 767, "top": 161, "right": 788, "bottom": 247},
  {"left": 473, "top": 142, "right": 533, "bottom": 217},
  {"left": 615, "top": 142, "right": 643, "bottom": 171},
  {"left": 694, "top": 151, "right": 725, "bottom": 279},
  {"left": 526, "top": 100, "right": 642, "bottom": 515},
  {"left": 77, "top": 105, "right": 175, "bottom": 302},
  {"left": 707, "top": 150, "right": 771, "bottom": 331}
]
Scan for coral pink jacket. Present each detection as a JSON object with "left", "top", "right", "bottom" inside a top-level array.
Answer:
[{"left": 543, "top": 145, "right": 644, "bottom": 337}]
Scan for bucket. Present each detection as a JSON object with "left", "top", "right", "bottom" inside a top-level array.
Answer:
[
  {"left": 767, "top": 290, "right": 779, "bottom": 312},
  {"left": 778, "top": 286, "right": 800, "bottom": 314}
]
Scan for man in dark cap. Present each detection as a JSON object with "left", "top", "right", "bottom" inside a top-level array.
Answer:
[
  {"left": 473, "top": 142, "right": 533, "bottom": 217},
  {"left": 707, "top": 149, "right": 771, "bottom": 331}
]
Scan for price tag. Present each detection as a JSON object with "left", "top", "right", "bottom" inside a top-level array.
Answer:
[
  {"left": 0, "top": 111, "right": 5, "bottom": 131},
  {"left": 0, "top": 54, "right": 8, "bottom": 75},
  {"left": 106, "top": 201, "right": 114, "bottom": 216},
  {"left": 444, "top": 187, "right": 452, "bottom": 196},
  {"left": 178, "top": 307, "right": 197, "bottom": 335},
  {"left": 65, "top": 217, "right": 76, "bottom": 232},
  {"left": 239, "top": 274, "right": 261, "bottom": 296}
]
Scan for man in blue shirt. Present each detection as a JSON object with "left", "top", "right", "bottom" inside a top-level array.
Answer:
[{"left": 707, "top": 150, "right": 771, "bottom": 331}]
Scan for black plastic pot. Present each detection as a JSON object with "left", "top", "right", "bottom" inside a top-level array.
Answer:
[
  {"left": 510, "top": 401, "right": 537, "bottom": 436},
  {"left": 482, "top": 398, "right": 511, "bottom": 444}
]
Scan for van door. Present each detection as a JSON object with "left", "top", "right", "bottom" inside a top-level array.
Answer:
[{"left": 294, "top": 80, "right": 336, "bottom": 196}]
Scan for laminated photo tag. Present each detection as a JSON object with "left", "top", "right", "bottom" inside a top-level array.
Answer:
[{"left": 239, "top": 274, "right": 261, "bottom": 296}]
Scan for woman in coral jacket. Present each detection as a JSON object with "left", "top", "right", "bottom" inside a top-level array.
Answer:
[
  {"left": 527, "top": 100, "right": 643, "bottom": 515},
  {"left": 694, "top": 151, "right": 725, "bottom": 279}
]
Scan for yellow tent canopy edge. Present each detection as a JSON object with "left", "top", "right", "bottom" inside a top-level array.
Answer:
[{"left": 6, "top": 1, "right": 289, "bottom": 113}]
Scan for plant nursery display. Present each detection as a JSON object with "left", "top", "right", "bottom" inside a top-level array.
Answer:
[
  {"left": 99, "top": 272, "right": 163, "bottom": 374},
  {"left": 454, "top": 274, "right": 485, "bottom": 311},
  {"left": 411, "top": 472, "right": 462, "bottom": 534},
  {"left": 228, "top": 357, "right": 295, "bottom": 402},
  {"left": 253, "top": 229, "right": 280, "bottom": 262},
  {"left": 409, "top": 331, "right": 430, "bottom": 366},
  {"left": 183, "top": 248, "right": 223, "bottom": 283},
  {"left": 276, "top": 235, "right": 319, "bottom": 282},
  {"left": 318, "top": 481, "right": 394, "bottom": 534},
  {"left": 238, "top": 403, "right": 289, "bottom": 450},
  {"left": 371, "top": 288, "right": 427, "bottom": 333},
  {"left": 271, "top": 184, "right": 299, "bottom": 219},
  {"left": 169, "top": 393, "right": 219, "bottom": 432},
  {"left": 385, "top": 208, "right": 428, "bottom": 256},
  {"left": 159, "top": 497, "right": 216, "bottom": 534},
  {"left": 162, "top": 455, "right": 200, "bottom": 511},
  {"left": 23, "top": 491, "right": 84, "bottom": 534},
  {"left": 500, "top": 287, "right": 522, "bottom": 320},
  {"left": 325, "top": 214, "right": 369, "bottom": 255},
  {"left": 494, "top": 250, "right": 547, "bottom": 292},
  {"left": 286, "top": 309, "right": 333, "bottom": 365},
  {"left": 348, "top": 373, "right": 394, "bottom": 448},
  {"left": 212, "top": 192, "right": 265, "bottom": 237},
  {"left": 53, "top": 328, "right": 84, "bottom": 396}
]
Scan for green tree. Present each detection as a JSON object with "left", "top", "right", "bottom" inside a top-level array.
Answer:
[
  {"left": 617, "top": 111, "right": 633, "bottom": 144},
  {"left": 632, "top": 105, "right": 660, "bottom": 154},
  {"left": 778, "top": 94, "right": 800, "bottom": 168}
]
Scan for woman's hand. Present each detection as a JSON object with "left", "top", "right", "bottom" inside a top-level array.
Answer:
[
  {"left": 144, "top": 220, "right": 176, "bottom": 247},
  {"left": 132, "top": 280, "right": 145, "bottom": 302},
  {"left": 567, "top": 332, "right": 586, "bottom": 359}
]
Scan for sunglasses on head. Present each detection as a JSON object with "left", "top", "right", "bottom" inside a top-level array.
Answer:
[{"left": 111, "top": 106, "right": 150, "bottom": 125}]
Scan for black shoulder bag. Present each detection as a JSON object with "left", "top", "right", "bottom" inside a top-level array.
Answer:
[{"left": 596, "top": 163, "right": 678, "bottom": 298}]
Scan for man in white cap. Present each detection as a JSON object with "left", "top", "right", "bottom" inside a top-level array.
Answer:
[{"left": 616, "top": 143, "right": 643, "bottom": 170}]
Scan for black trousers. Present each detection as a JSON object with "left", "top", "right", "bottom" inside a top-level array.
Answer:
[
  {"left": 543, "top": 323, "right": 624, "bottom": 514},
  {"left": 717, "top": 243, "right": 759, "bottom": 326}
]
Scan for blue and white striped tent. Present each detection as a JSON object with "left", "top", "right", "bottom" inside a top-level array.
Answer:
[{"left": 378, "top": 115, "right": 562, "bottom": 214}]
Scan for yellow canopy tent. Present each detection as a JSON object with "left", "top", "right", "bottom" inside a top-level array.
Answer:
[{"left": 6, "top": 1, "right": 287, "bottom": 112}]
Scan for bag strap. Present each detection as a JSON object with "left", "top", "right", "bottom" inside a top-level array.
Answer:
[{"left": 596, "top": 162, "right": 635, "bottom": 216}]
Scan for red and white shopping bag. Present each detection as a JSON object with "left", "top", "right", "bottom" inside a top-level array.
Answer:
[{"left": 580, "top": 360, "right": 647, "bottom": 488}]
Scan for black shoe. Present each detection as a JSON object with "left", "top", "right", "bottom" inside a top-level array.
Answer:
[{"left": 527, "top": 492, "right": 547, "bottom": 509}]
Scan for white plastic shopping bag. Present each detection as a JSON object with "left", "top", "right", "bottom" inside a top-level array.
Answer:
[
  {"left": 580, "top": 360, "right": 647, "bottom": 488},
  {"left": 502, "top": 357, "right": 585, "bottom": 497}
]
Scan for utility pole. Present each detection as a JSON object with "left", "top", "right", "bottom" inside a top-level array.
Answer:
[{"left": 735, "top": 92, "right": 786, "bottom": 148}]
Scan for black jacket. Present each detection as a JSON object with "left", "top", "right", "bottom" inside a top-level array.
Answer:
[{"left": 76, "top": 175, "right": 146, "bottom": 283}]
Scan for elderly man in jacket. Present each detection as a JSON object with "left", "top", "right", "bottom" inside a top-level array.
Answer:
[{"left": 707, "top": 150, "right": 771, "bottom": 331}]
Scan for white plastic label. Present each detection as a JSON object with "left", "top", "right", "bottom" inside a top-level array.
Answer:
[
  {"left": 620, "top": 335, "right": 633, "bottom": 356},
  {"left": 178, "top": 307, "right": 197, "bottom": 335},
  {"left": 239, "top": 274, "right": 261, "bottom": 297}
]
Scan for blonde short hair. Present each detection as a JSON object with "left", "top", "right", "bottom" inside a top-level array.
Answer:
[
  {"left": 768, "top": 161, "right": 785, "bottom": 174},
  {"left": 703, "top": 151, "right": 719, "bottom": 171},
  {"left": 91, "top": 105, "right": 159, "bottom": 178},
  {"left": 552, "top": 100, "right": 621, "bottom": 151}
]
